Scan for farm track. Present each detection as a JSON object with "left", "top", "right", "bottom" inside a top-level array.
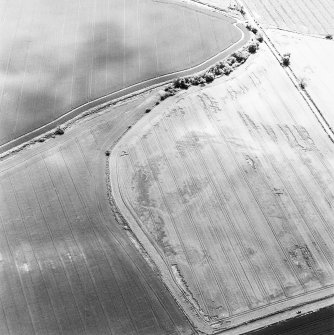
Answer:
[
  {"left": 2, "top": 1, "right": 333, "bottom": 335},
  {"left": 0, "top": 92, "right": 196, "bottom": 334},
  {"left": 0, "top": 20, "right": 248, "bottom": 155},
  {"left": 0, "top": 0, "right": 246, "bottom": 151},
  {"left": 111, "top": 43, "right": 334, "bottom": 333},
  {"left": 237, "top": 0, "right": 334, "bottom": 149}
]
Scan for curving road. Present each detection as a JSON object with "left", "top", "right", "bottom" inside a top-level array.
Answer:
[{"left": 0, "top": 19, "right": 250, "bottom": 155}]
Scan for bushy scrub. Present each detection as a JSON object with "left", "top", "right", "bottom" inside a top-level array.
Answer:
[
  {"left": 161, "top": 40, "right": 261, "bottom": 97},
  {"left": 173, "top": 77, "right": 190, "bottom": 89},
  {"left": 227, "top": 56, "right": 237, "bottom": 66},
  {"left": 248, "top": 43, "right": 258, "bottom": 54},
  {"left": 246, "top": 23, "right": 258, "bottom": 34},
  {"left": 256, "top": 34, "right": 264, "bottom": 43},
  {"left": 299, "top": 78, "right": 307, "bottom": 90},
  {"left": 281, "top": 53, "right": 291, "bottom": 67},
  {"left": 232, "top": 50, "right": 250, "bottom": 63},
  {"left": 55, "top": 127, "right": 64, "bottom": 135},
  {"left": 204, "top": 72, "right": 214, "bottom": 83},
  {"left": 223, "top": 64, "right": 232, "bottom": 75}
]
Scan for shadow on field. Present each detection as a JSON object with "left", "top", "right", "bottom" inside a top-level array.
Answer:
[{"left": 246, "top": 306, "right": 334, "bottom": 335}]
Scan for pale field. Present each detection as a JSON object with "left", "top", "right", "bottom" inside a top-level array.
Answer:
[
  {"left": 267, "top": 30, "right": 334, "bottom": 130},
  {"left": 111, "top": 45, "right": 334, "bottom": 333},
  {"left": 241, "top": 0, "right": 334, "bottom": 35},
  {"left": 0, "top": 92, "right": 194, "bottom": 335},
  {"left": 0, "top": 0, "right": 240, "bottom": 147}
]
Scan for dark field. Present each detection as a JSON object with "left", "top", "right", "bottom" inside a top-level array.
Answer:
[
  {"left": 0, "top": 92, "right": 195, "bottom": 335},
  {"left": 247, "top": 306, "right": 334, "bottom": 335},
  {"left": 0, "top": 0, "right": 241, "bottom": 146}
]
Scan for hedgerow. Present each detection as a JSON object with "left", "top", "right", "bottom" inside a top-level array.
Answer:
[{"left": 164, "top": 40, "right": 261, "bottom": 96}]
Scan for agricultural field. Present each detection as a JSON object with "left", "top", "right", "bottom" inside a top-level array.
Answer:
[
  {"left": 248, "top": 305, "right": 334, "bottom": 335},
  {"left": 191, "top": 0, "right": 236, "bottom": 10},
  {"left": 111, "top": 45, "right": 334, "bottom": 333},
  {"left": 266, "top": 30, "right": 334, "bottom": 132},
  {"left": 0, "top": 0, "right": 241, "bottom": 147},
  {"left": 241, "top": 0, "right": 334, "bottom": 35},
  {"left": 2, "top": 0, "right": 334, "bottom": 334},
  {"left": 0, "top": 91, "right": 195, "bottom": 335}
]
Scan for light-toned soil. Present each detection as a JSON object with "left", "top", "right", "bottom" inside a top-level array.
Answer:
[
  {"left": 0, "top": 0, "right": 240, "bottom": 146},
  {"left": 0, "top": 90, "right": 194, "bottom": 335},
  {"left": 266, "top": 29, "right": 334, "bottom": 130},
  {"left": 111, "top": 45, "right": 334, "bottom": 333}
]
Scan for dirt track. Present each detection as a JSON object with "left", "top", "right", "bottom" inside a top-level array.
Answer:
[
  {"left": 110, "top": 45, "right": 334, "bottom": 334},
  {"left": 0, "top": 90, "right": 197, "bottom": 335},
  {"left": 0, "top": 1, "right": 249, "bottom": 154}
]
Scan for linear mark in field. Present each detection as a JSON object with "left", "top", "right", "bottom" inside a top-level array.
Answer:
[
  {"left": 212, "top": 92, "right": 330, "bottom": 287},
  {"left": 227, "top": 88, "right": 332, "bottom": 283},
  {"left": 41, "top": 155, "right": 90, "bottom": 333},
  {"left": 153, "top": 121, "right": 234, "bottom": 315},
  {"left": 162, "top": 114, "right": 256, "bottom": 310},
  {"left": 139, "top": 136, "right": 210, "bottom": 317},
  {"left": 58, "top": 148, "right": 126, "bottom": 334},
  {"left": 199, "top": 94, "right": 298, "bottom": 297},
  {"left": 115, "top": 154, "right": 187, "bottom": 334},
  {"left": 253, "top": 74, "right": 334, "bottom": 246},
  {"left": 172, "top": 104, "right": 272, "bottom": 303}
]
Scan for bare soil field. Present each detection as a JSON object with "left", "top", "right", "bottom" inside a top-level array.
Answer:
[
  {"left": 266, "top": 30, "right": 334, "bottom": 131},
  {"left": 241, "top": 0, "right": 334, "bottom": 35},
  {"left": 111, "top": 45, "right": 334, "bottom": 333},
  {"left": 0, "top": 0, "right": 241, "bottom": 147},
  {"left": 0, "top": 91, "right": 195, "bottom": 335}
]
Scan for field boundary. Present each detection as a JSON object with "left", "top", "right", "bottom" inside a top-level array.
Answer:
[
  {"left": 109, "top": 81, "right": 334, "bottom": 333},
  {"left": 236, "top": 0, "right": 334, "bottom": 145},
  {"left": 0, "top": 8, "right": 249, "bottom": 156}
]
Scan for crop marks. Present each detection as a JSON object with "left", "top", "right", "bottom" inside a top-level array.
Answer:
[{"left": 111, "top": 46, "right": 334, "bottom": 333}]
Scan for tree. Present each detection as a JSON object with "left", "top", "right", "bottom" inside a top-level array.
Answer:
[
  {"left": 248, "top": 43, "right": 258, "bottom": 54},
  {"left": 281, "top": 53, "right": 291, "bottom": 67}
]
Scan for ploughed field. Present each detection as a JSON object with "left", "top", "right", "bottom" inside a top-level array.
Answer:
[
  {"left": 0, "top": 93, "right": 194, "bottom": 335},
  {"left": 111, "top": 46, "right": 334, "bottom": 333},
  {"left": 0, "top": 0, "right": 240, "bottom": 146},
  {"left": 242, "top": 0, "right": 334, "bottom": 35}
]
